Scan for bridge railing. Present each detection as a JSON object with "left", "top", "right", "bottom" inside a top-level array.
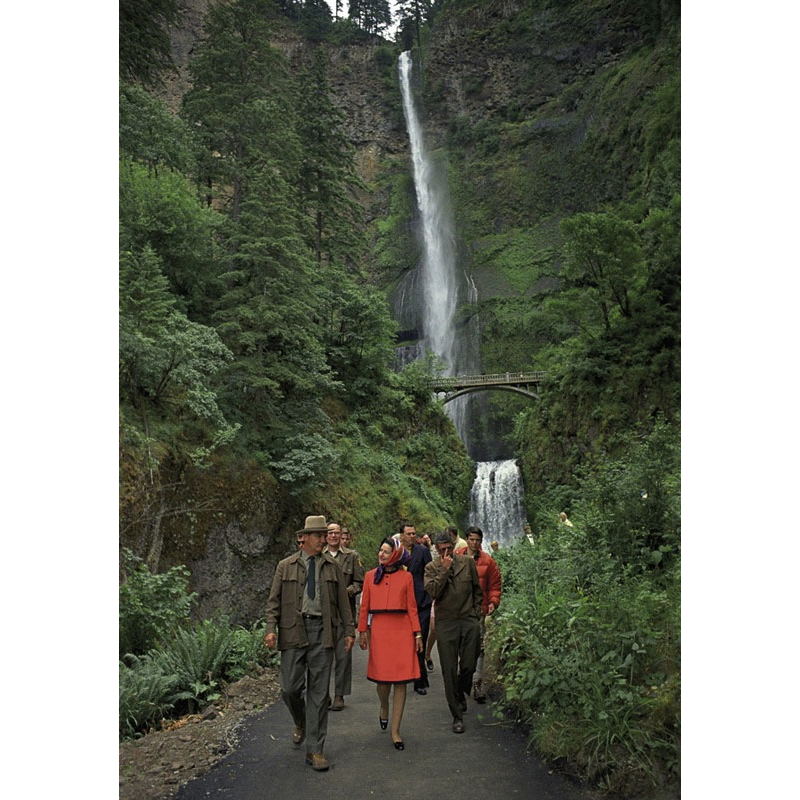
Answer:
[{"left": 424, "top": 371, "right": 547, "bottom": 390}]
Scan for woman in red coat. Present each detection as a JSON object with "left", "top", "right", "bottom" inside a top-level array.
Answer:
[{"left": 358, "top": 537, "right": 422, "bottom": 750}]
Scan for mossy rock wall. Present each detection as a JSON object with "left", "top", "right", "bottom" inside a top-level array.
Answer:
[{"left": 121, "top": 458, "right": 300, "bottom": 626}]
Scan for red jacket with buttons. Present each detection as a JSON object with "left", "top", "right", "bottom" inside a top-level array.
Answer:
[{"left": 455, "top": 546, "right": 501, "bottom": 616}]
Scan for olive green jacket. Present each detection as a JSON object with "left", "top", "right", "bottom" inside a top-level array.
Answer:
[
  {"left": 265, "top": 551, "right": 355, "bottom": 650},
  {"left": 423, "top": 554, "right": 483, "bottom": 621}
]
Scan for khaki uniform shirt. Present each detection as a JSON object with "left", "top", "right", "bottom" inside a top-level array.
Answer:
[{"left": 324, "top": 545, "right": 365, "bottom": 621}]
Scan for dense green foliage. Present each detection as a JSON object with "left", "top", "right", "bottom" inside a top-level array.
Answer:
[
  {"left": 120, "top": 0, "right": 472, "bottom": 571},
  {"left": 406, "top": 0, "right": 682, "bottom": 488},
  {"left": 120, "top": 0, "right": 679, "bottom": 790},
  {"left": 382, "top": 1, "right": 682, "bottom": 792},
  {"left": 119, "top": 549, "right": 197, "bottom": 658},
  {"left": 489, "top": 422, "right": 680, "bottom": 794}
]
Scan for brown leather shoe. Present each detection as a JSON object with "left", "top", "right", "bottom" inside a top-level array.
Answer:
[
  {"left": 292, "top": 726, "right": 305, "bottom": 746},
  {"left": 452, "top": 719, "right": 465, "bottom": 734},
  {"left": 330, "top": 695, "right": 345, "bottom": 711},
  {"left": 473, "top": 680, "right": 486, "bottom": 704},
  {"left": 305, "top": 752, "right": 330, "bottom": 771}
]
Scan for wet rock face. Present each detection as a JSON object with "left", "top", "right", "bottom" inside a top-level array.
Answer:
[
  {"left": 159, "top": 0, "right": 643, "bottom": 196},
  {"left": 171, "top": 466, "right": 295, "bottom": 625},
  {"left": 120, "top": 459, "right": 298, "bottom": 627},
  {"left": 421, "top": 0, "right": 640, "bottom": 140}
]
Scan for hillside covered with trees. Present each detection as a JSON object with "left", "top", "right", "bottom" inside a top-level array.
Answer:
[{"left": 120, "top": 1, "right": 680, "bottom": 794}]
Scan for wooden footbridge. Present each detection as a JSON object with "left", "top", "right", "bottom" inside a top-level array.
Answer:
[{"left": 424, "top": 371, "right": 546, "bottom": 403}]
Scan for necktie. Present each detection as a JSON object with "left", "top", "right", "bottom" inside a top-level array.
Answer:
[{"left": 307, "top": 556, "right": 316, "bottom": 599}]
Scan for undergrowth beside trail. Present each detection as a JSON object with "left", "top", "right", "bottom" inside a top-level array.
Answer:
[
  {"left": 486, "top": 422, "right": 680, "bottom": 795},
  {"left": 119, "top": 550, "right": 277, "bottom": 740}
]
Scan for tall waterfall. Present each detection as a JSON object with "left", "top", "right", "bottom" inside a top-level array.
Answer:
[
  {"left": 398, "top": 52, "right": 475, "bottom": 444},
  {"left": 397, "top": 52, "right": 527, "bottom": 545}
]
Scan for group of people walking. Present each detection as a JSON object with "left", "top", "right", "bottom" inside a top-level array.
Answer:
[{"left": 264, "top": 515, "right": 503, "bottom": 770}]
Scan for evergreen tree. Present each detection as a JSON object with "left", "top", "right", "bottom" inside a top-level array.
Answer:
[
  {"left": 213, "top": 160, "right": 338, "bottom": 469},
  {"left": 119, "top": 246, "right": 236, "bottom": 463},
  {"left": 294, "top": 48, "right": 397, "bottom": 408},
  {"left": 119, "top": 156, "right": 222, "bottom": 323},
  {"left": 286, "top": 0, "right": 334, "bottom": 40},
  {"left": 181, "top": 0, "right": 297, "bottom": 220},
  {"left": 322, "top": 268, "right": 398, "bottom": 402},
  {"left": 181, "top": 0, "right": 341, "bottom": 488},
  {"left": 395, "top": 0, "right": 431, "bottom": 51},
  {"left": 119, "top": 82, "right": 197, "bottom": 175},
  {"left": 296, "top": 47, "right": 365, "bottom": 268},
  {"left": 349, "top": 0, "right": 392, "bottom": 35}
]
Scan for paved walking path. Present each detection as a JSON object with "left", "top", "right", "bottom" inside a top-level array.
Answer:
[{"left": 176, "top": 645, "right": 601, "bottom": 800}]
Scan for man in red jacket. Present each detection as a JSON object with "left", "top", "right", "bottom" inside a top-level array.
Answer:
[{"left": 456, "top": 525, "right": 502, "bottom": 703}]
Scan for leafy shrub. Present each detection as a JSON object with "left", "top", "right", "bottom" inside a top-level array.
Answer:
[
  {"left": 225, "top": 620, "right": 276, "bottom": 682},
  {"left": 485, "top": 425, "right": 680, "bottom": 794},
  {"left": 119, "top": 549, "right": 197, "bottom": 658},
  {"left": 119, "top": 617, "right": 278, "bottom": 740}
]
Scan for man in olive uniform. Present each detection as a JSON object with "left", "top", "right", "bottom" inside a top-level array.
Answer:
[
  {"left": 424, "top": 532, "right": 482, "bottom": 734},
  {"left": 324, "top": 521, "right": 365, "bottom": 710},
  {"left": 265, "top": 515, "right": 355, "bottom": 771}
]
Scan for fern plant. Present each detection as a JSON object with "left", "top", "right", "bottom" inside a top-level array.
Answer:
[
  {"left": 156, "top": 618, "right": 236, "bottom": 712},
  {"left": 225, "top": 620, "right": 274, "bottom": 681},
  {"left": 119, "top": 654, "right": 182, "bottom": 740}
]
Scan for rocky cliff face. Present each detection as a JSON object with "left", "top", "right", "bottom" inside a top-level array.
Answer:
[
  {"left": 162, "top": 0, "right": 408, "bottom": 185},
  {"left": 421, "top": 0, "right": 640, "bottom": 144}
]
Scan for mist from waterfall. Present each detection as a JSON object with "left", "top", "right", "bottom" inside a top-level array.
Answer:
[{"left": 397, "top": 52, "right": 527, "bottom": 544}]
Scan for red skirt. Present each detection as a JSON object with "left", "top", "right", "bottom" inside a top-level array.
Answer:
[{"left": 366, "top": 611, "right": 421, "bottom": 684}]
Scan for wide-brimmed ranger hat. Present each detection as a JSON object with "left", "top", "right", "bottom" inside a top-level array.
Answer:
[{"left": 295, "top": 515, "right": 329, "bottom": 536}]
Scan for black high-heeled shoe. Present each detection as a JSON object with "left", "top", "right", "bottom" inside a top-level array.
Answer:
[
  {"left": 379, "top": 717, "right": 388, "bottom": 730},
  {"left": 392, "top": 737, "right": 405, "bottom": 750}
]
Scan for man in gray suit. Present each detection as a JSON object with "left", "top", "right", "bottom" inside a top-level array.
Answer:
[{"left": 265, "top": 515, "right": 355, "bottom": 771}]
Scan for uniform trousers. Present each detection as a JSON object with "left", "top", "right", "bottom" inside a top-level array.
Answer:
[
  {"left": 279, "top": 618, "right": 332, "bottom": 754},
  {"left": 331, "top": 623, "right": 353, "bottom": 697},
  {"left": 435, "top": 615, "right": 481, "bottom": 721}
]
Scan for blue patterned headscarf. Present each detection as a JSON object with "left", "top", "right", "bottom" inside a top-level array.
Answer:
[{"left": 373, "top": 537, "right": 411, "bottom": 584}]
